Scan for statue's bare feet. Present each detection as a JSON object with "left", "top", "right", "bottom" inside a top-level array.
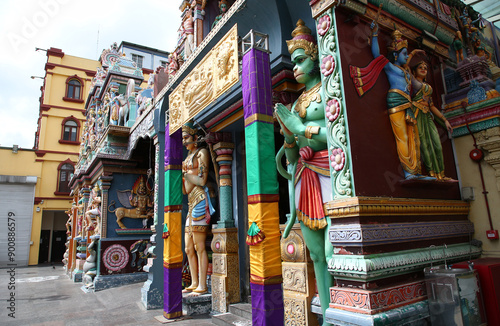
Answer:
[
  {"left": 182, "top": 284, "right": 197, "bottom": 293},
  {"left": 188, "top": 287, "right": 208, "bottom": 296}
]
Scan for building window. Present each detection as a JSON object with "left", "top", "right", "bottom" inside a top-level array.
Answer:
[
  {"left": 63, "top": 120, "right": 78, "bottom": 141},
  {"left": 63, "top": 75, "right": 84, "bottom": 103},
  {"left": 59, "top": 116, "right": 80, "bottom": 144},
  {"left": 132, "top": 54, "right": 144, "bottom": 68},
  {"left": 160, "top": 60, "right": 168, "bottom": 68},
  {"left": 56, "top": 161, "right": 74, "bottom": 194},
  {"left": 67, "top": 79, "right": 81, "bottom": 99}
]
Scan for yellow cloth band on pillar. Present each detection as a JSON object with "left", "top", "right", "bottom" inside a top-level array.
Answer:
[
  {"left": 163, "top": 211, "right": 183, "bottom": 265},
  {"left": 248, "top": 202, "right": 282, "bottom": 279}
]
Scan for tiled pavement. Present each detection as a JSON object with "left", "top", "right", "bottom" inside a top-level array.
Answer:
[{"left": 0, "top": 264, "right": 215, "bottom": 326}]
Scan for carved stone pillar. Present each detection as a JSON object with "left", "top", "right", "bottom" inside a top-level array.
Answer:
[
  {"left": 100, "top": 174, "right": 112, "bottom": 238},
  {"left": 211, "top": 228, "right": 240, "bottom": 313},
  {"left": 281, "top": 224, "right": 318, "bottom": 326},
  {"left": 192, "top": 0, "right": 205, "bottom": 47},
  {"left": 214, "top": 141, "right": 235, "bottom": 228},
  {"left": 126, "top": 94, "right": 137, "bottom": 127},
  {"left": 141, "top": 138, "right": 164, "bottom": 309},
  {"left": 475, "top": 126, "right": 500, "bottom": 191}
]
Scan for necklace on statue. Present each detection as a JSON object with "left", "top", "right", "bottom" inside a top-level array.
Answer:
[{"left": 294, "top": 82, "right": 322, "bottom": 118}]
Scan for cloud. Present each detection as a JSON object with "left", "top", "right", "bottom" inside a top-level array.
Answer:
[{"left": 0, "top": 0, "right": 181, "bottom": 148}]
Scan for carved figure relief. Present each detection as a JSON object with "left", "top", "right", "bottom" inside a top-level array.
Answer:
[
  {"left": 181, "top": 122, "right": 216, "bottom": 296},
  {"left": 108, "top": 175, "right": 154, "bottom": 229},
  {"left": 85, "top": 184, "right": 102, "bottom": 236},
  {"left": 169, "top": 25, "right": 238, "bottom": 134}
]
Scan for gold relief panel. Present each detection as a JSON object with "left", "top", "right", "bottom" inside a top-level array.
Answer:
[
  {"left": 281, "top": 228, "right": 308, "bottom": 262},
  {"left": 169, "top": 24, "right": 239, "bottom": 135},
  {"left": 284, "top": 297, "right": 307, "bottom": 326},
  {"left": 282, "top": 262, "right": 308, "bottom": 294},
  {"left": 212, "top": 253, "right": 227, "bottom": 276},
  {"left": 211, "top": 233, "right": 225, "bottom": 253},
  {"left": 211, "top": 228, "right": 239, "bottom": 253}
]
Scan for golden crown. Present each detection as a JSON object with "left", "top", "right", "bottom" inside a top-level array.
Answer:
[
  {"left": 182, "top": 122, "right": 197, "bottom": 136},
  {"left": 286, "top": 19, "right": 318, "bottom": 61},
  {"left": 387, "top": 30, "right": 408, "bottom": 52}
]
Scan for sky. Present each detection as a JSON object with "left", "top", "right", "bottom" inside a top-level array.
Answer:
[{"left": 0, "top": 0, "right": 181, "bottom": 149}]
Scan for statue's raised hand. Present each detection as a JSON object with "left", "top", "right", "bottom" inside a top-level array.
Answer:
[{"left": 275, "top": 103, "right": 305, "bottom": 137}]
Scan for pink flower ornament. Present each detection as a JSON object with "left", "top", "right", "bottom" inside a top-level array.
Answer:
[
  {"left": 317, "top": 15, "right": 331, "bottom": 36},
  {"left": 330, "top": 148, "right": 345, "bottom": 171},
  {"left": 326, "top": 99, "right": 340, "bottom": 122},
  {"left": 321, "top": 55, "right": 335, "bottom": 76}
]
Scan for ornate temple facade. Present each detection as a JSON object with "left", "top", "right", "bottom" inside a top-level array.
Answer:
[
  {"left": 64, "top": 0, "right": 500, "bottom": 324},
  {"left": 151, "top": 0, "right": 500, "bottom": 324},
  {"left": 64, "top": 43, "right": 167, "bottom": 306}
]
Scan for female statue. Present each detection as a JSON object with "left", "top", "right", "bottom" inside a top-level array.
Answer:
[
  {"left": 275, "top": 19, "right": 333, "bottom": 325},
  {"left": 351, "top": 22, "right": 432, "bottom": 179},
  {"left": 411, "top": 61, "right": 453, "bottom": 180},
  {"left": 181, "top": 122, "right": 215, "bottom": 296}
]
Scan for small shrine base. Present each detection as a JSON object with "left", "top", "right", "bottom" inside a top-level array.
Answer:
[
  {"left": 325, "top": 301, "right": 429, "bottom": 326},
  {"left": 182, "top": 293, "right": 212, "bottom": 316},
  {"left": 93, "top": 272, "right": 148, "bottom": 291},
  {"left": 72, "top": 271, "right": 83, "bottom": 283}
]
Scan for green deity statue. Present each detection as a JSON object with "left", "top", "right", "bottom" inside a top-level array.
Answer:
[{"left": 275, "top": 19, "right": 333, "bottom": 326}]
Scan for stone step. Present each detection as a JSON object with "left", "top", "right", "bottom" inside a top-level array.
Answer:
[
  {"left": 212, "top": 312, "right": 252, "bottom": 326},
  {"left": 229, "top": 303, "right": 252, "bottom": 320}
]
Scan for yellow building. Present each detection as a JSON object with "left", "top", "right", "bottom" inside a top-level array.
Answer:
[
  {"left": 0, "top": 146, "right": 41, "bottom": 267},
  {"left": 29, "top": 48, "right": 99, "bottom": 265},
  {"left": 1, "top": 45, "right": 166, "bottom": 269}
]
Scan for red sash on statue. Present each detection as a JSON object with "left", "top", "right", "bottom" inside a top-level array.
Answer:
[
  {"left": 349, "top": 55, "right": 389, "bottom": 97},
  {"left": 295, "top": 147, "right": 330, "bottom": 231}
]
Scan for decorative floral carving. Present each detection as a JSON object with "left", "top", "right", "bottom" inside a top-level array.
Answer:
[
  {"left": 283, "top": 265, "right": 307, "bottom": 293},
  {"left": 212, "top": 254, "right": 226, "bottom": 275},
  {"left": 280, "top": 230, "right": 307, "bottom": 262},
  {"left": 103, "top": 244, "right": 129, "bottom": 272},
  {"left": 329, "top": 221, "right": 474, "bottom": 244},
  {"left": 211, "top": 275, "right": 226, "bottom": 312},
  {"left": 330, "top": 148, "right": 345, "bottom": 171},
  {"left": 321, "top": 55, "right": 335, "bottom": 76},
  {"left": 328, "top": 243, "right": 481, "bottom": 280},
  {"left": 317, "top": 15, "right": 331, "bottom": 36},
  {"left": 284, "top": 298, "right": 306, "bottom": 326},
  {"left": 326, "top": 98, "right": 340, "bottom": 122},
  {"left": 317, "top": 10, "right": 353, "bottom": 198},
  {"left": 330, "top": 281, "right": 426, "bottom": 314}
]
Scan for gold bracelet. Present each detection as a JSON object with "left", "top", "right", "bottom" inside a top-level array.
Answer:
[
  {"left": 284, "top": 140, "right": 296, "bottom": 149},
  {"left": 304, "top": 125, "right": 320, "bottom": 139}
]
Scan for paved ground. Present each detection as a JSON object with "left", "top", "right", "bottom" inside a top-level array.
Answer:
[{"left": 0, "top": 264, "right": 215, "bottom": 326}]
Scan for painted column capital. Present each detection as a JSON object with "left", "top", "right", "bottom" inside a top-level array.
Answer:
[
  {"left": 214, "top": 142, "right": 234, "bottom": 187},
  {"left": 309, "top": 0, "right": 339, "bottom": 18}
]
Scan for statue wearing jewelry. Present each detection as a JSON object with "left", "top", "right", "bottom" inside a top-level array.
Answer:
[
  {"left": 411, "top": 60, "right": 453, "bottom": 180},
  {"left": 351, "top": 22, "right": 431, "bottom": 180},
  {"left": 275, "top": 19, "right": 333, "bottom": 325},
  {"left": 181, "top": 122, "right": 215, "bottom": 296}
]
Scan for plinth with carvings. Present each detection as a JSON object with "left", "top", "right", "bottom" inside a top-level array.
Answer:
[
  {"left": 305, "top": 1, "right": 482, "bottom": 325},
  {"left": 211, "top": 228, "right": 240, "bottom": 313},
  {"left": 280, "top": 224, "right": 318, "bottom": 326}
]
